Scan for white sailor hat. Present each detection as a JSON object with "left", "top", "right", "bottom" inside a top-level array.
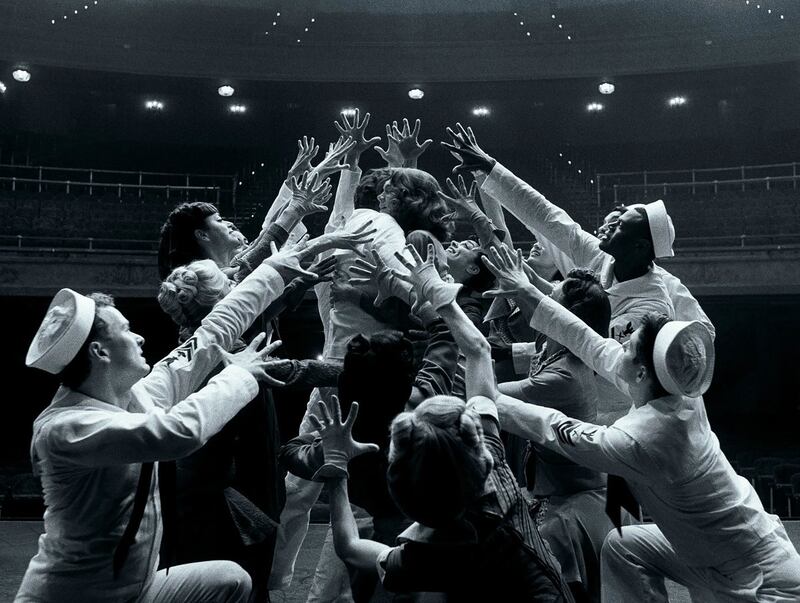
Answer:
[
  {"left": 641, "top": 200, "right": 675, "bottom": 258},
  {"left": 26, "top": 288, "right": 96, "bottom": 374},
  {"left": 653, "top": 320, "right": 714, "bottom": 397}
]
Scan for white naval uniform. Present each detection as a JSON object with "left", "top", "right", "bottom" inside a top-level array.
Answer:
[
  {"left": 480, "top": 162, "right": 678, "bottom": 424},
  {"left": 16, "top": 263, "right": 286, "bottom": 602},
  {"left": 497, "top": 296, "right": 800, "bottom": 602}
]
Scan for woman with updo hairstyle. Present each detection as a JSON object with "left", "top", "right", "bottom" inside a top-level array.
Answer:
[
  {"left": 386, "top": 395, "right": 493, "bottom": 529},
  {"left": 158, "top": 259, "right": 233, "bottom": 341},
  {"left": 380, "top": 168, "right": 454, "bottom": 243},
  {"left": 314, "top": 243, "right": 570, "bottom": 601},
  {"left": 157, "top": 202, "right": 220, "bottom": 280}
]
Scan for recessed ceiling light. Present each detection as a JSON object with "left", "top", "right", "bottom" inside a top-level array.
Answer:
[
  {"left": 218, "top": 85, "right": 234, "bottom": 97},
  {"left": 229, "top": 104, "right": 247, "bottom": 113},
  {"left": 408, "top": 88, "right": 424, "bottom": 100},
  {"left": 12, "top": 69, "right": 31, "bottom": 83},
  {"left": 598, "top": 82, "right": 615, "bottom": 95},
  {"left": 472, "top": 106, "right": 491, "bottom": 117},
  {"left": 586, "top": 102, "right": 604, "bottom": 112}
]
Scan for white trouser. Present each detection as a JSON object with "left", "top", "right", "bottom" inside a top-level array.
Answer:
[
  {"left": 269, "top": 388, "right": 327, "bottom": 590},
  {"left": 601, "top": 523, "right": 800, "bottom": 602},
  {"left": 138, "top": 560, "right": 251, "bottom": 602}
]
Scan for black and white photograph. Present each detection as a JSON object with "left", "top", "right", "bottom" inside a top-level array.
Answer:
[{"left": 0, "top": 1, "right": 799, "bottom": 601}]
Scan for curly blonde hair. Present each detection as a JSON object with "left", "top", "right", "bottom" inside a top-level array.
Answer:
[
  {"left": 158, "top": 259, "right": 232, "bottom": 338},
  {"left": 387, "top": 395, "right": 493, "bottom": 527}
]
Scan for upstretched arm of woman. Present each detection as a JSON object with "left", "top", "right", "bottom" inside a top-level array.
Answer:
[{"left": 329, "top": 478, "right": 390, "bottom": 570}]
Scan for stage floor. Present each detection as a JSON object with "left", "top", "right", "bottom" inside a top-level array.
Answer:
[{"left": 2, "top": 521, "right": 799, "bottom": 602}]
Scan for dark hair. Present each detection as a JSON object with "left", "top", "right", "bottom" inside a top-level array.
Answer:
[
  {"left": 59, "top": 293, "right": 116, "bottom": 389},
  {"left": 386, "top": 169, "right": 450, "bottom": 242},
  {"left": 562, "top": 269, "right": 611, "bottom": 336},
  {"left": 355, "top": 167, "right": 395, "bottom": 210},
  {"left": 461, "top": 250, "right": 496, "bottom": 293},
  {"left": 637, "top": 312, "right": 671, "bottom": 398},
  {"left": 337, "top": 331, "right": 415, "bottom": 449},
  {"left": 632, "top": 207, "right": 656, "bottom": 263},
  {"left": 157, "top": 202, "right": 219, "bottom": 279}
]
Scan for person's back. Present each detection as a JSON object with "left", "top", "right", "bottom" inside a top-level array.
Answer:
[{"left": 324, "top": 208, "right": 407, "bottom": 360}]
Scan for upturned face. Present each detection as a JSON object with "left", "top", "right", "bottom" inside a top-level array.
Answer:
[
  {"left": 618, "top": 326, "right": 646, "bottom": 385},
  {"left": 445, "top": 240, "right": 481, "bottom": 283},
  {"left": 525, "top": 241, "right": 557, "bottom": 277},
  {"left": 597, "top": 210, "right": 623, "bottom": 240},
  {"left": 198, "top": 213, "right": 243, "bottom": 255},
  {"left": 96, "top": 306, "right": 150, "bottom": 381},
  {"left": 597, "top": 208, "right": 646, "bottom": 257}
]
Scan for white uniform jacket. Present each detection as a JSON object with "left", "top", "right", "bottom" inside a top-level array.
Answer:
[
  {"left": 480, "top": 161, "right": 676, "bottom": 342},
  {"left": 497, "top": 296, "right": 779, "bottom": 569},
  {"left": 16, "top": 262, "right": 285, "bottom": 603}
]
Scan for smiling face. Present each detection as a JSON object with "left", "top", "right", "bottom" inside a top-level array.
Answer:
[
  {"left": 95, "top": 306, "right": 150, "bottom": 384},
  {"left": 597, "top": 208, "right": 647, "bottom": 258},
  {"left": 445, "top": 240, "right": 482, "bottom": 283},
  {"left": 525, "top": 241, "right": 558, "bottom": 277},
  {"left": 597, "top": 209, "right": 624, "bottom": 240}
]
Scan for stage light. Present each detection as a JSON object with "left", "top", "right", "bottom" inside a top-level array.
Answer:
[
  {"left": 0, "top": 81, "right": 6, "bottom": 94},
  {"left": 408, "top": 88, "right": 424, "bottom": 100},
  {"left": 586, "top": 102, "right": 604, "bottom": 112},
  {"left": 145, "top": 100, "right": 164, "bottom": 110},
  {"left": 218, "top": 85, "right": 234, "bottom": 97},
  {"left": 12, "top": 69, "right": 31, "bottom": 83},
  {"left": 472, "top": 106, "right": 491, "bottom": 117},
  {"left": 229, "top": 104, "right": 247, "bottom": 113},
  {"left": 598, "top": 82, "right": 615, "bottom": 95},
  {"left": 341, "top": 108, "right": 357, "bottom": 117},
  {"left": 668, "top": 96, "right": 687, "bottom": 107}
]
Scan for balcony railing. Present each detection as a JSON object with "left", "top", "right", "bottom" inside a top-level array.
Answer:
[{"left": 0, "top": 163, "right": 237, "bottom": 206}]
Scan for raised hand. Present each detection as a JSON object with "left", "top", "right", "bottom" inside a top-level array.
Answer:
[
  {"left": 441, "top": 122, "right": 496, "bottom": 175},
  {"left": 308, "top": 395, "right": 380, "bottom": 479},
  {"left": 334, "top": 109, "right": 381, "bottom": 167},
  {"left": 212, "top": 334, "right": 289, "bottom": 387},
  {"left": 300, "top": 220, "right": 377, "bottom": 260},
  {"left": 481, "top": 244, "right": 538, "bottom": 299},
  {"left": 264, "top": 240, "right": 318, "bottom": 282},
  {"left": 349, "top": 249, "right": 413, "bottom": 306},
  {"left": 286, "top": 136, "right": 319, "bottom": 183},
  {"left": 375, "top": 118, "right": 432, "bottom": 168},
  {"left": 394, "top": 243, "right": 461, "bottom": 310},
  {"left": 312, "top": 136, "right": 356, "bottom": 180},
  {"left": 438, "top": 175, "right": 481, "bottom": 220},
  {"left": 288, "top": 171, "right": 332, "bottom": 217}
]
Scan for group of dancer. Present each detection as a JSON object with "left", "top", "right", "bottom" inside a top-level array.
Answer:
[{"left": 18, "top": 113, "right": 800, "bottom": 602}]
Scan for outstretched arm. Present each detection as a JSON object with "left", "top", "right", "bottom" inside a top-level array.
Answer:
[
  {"left": 310, "top": 395, "right": 389, "bottom": 570},
  {"left": 444, "top": 123, "right": 600, "bottom": 270},
  {"left": 329, "top": 478, "right": 390, "bottom": 570},
  {"left": 482, "top": 244, "right": 629, "bottom": 394},
  {"left": 394, "top": 243, "right": 496, "bottom": 402}
]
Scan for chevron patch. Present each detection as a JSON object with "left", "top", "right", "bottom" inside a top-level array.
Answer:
[{"left": 555, "top": 420, "right": 579, "bottom": 446}]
